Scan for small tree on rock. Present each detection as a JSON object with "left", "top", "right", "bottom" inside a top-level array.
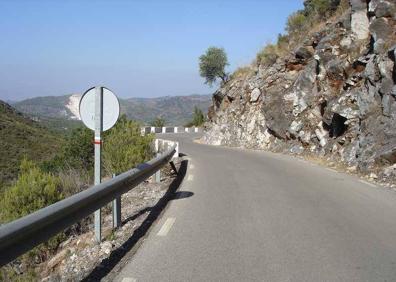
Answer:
[{"left": 199, "top": 47, "right": 229, "bottom": 86}]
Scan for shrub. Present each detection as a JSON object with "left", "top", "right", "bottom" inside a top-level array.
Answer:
[
  {"left": 230, "top": 66, "right": 254, "bottom": 79},
  {"left": 0, "top": 159, "right": 63, "bottom": 223},
  {"left": 103, "top": 115, "right": 154, "bottom": 175},
  {"left": 41, "top": 127, "right": 94, "bottom": 173},
  {"left": 0, "top": 159, "right": 65, "bottom": 275},
  {"left": 303, "top": 0, "right": 341, "bottom": 18},
  {"left": 286, "top": 11, "right": 308, "bottom": 35},
  {"left": 256, "top": 44, "right": 279, "bottom": 66}
]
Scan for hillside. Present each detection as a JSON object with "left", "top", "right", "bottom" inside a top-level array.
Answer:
[
  {"left": 203, "top": 0, "right": 396, "bottom": 185},
  {"left": 13, "top": 94, "right": 212, "bottom": 127},
  {"left": 0, "top": 101, "right": 62, "bottom": 186}
]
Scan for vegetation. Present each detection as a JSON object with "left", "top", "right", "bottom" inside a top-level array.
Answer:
[
  {"left": 0, "top": 159, "right": 65, "bottom": 280},
  {"left": 185, "top": 106, "right": 206, "bottom": 127},
  {"left": 0, "top": 103, "right": 155, "bottom": 279},
  {"left": 0, "top": 159, "right": 63, "bottom": 223},
  {"left": 255, "top": 0, "right": 346, "bottom": 67},
  {"left": 286, "top": 11, "right": 307, "bottom": 34},
  {"left": 0, "top": 101, "right": 62, "bottom": 188},
  {"left": 103, "top": 115, "right": 154, "bottom": 175},
  {"left": 150, "top": 117, "right": 166, "bottom": 127},
  {"left": 41, "top": 127, "right": 94, "bottom": 173},
  {"left": 199, "top": 47, "right": 229, "bottom": 86}
]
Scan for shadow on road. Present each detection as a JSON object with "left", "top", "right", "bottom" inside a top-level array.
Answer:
[{"left": 82, "top": 159, "right": 189, "bottom": 281}]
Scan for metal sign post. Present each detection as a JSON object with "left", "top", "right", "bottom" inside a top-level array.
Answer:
[
  {"left": 94, "top": 87, "right": 103, "bottom": 242},
  {"left": 79, "top": 86, "right": 120, "bottom": 242}
]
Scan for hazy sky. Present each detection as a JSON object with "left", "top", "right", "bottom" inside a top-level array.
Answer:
[{"left": 0, "top": 0, "right": 303, "bottom": 101}]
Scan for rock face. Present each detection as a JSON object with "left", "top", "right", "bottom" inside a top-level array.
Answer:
[{"left": 203, "top": 0, "right": 396, "bottom": 184}]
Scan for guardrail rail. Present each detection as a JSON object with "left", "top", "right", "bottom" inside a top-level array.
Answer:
[{"left": 0, "top": 143, "right": 177, "bottom": 266}]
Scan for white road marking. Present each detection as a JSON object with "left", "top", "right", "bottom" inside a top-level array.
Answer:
[
  {"left": 187, "top": 174, "right": 194, "bottom": 181},
  {"left": 359, "top": 179, "right": 377, "bottom": 188},
  {"left": 157, "top": 218, "right": 176, "bottom": 236},
  {"left": 121, "top": 278, "right": 137, "bottom": 282},
  {"left": 325, "top": 168, "right": 338, "bottom": 173}
]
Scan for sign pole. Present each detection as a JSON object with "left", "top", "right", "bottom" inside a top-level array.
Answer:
[{"left": 94, "top": 86, "right": 103, "bottom": 242}]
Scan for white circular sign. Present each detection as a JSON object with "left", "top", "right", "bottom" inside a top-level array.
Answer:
[{"left": 79, "top": 87, "right": 120, "bottom": 131}]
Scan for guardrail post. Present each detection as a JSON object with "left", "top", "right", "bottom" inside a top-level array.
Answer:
[{"left": 112, "top": 174, "right": 121, "bottom": 229}]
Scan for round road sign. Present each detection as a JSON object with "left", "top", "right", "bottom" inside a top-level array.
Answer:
[{"left": 79, "top": 87, "right": 120, "bottom": 131}]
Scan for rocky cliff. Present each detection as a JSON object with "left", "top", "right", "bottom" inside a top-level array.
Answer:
[{"left": 203, "top": 0, "right": 396, "bottom": 184}]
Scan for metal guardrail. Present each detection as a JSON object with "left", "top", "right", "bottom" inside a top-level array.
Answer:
[{"left": 0, "top": 144, "right": 176, "bottom": 266}]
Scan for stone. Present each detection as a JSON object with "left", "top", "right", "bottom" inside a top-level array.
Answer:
[
  {"left": 101, "top": 241, "right": 113, "bottom": 255},
  {"left": 369, "top": 172, "right": 378, "bottom": 179},
  {"left": 375, "top": 1, "right": 396, "bottom": 18},
  {"left": 370, "top": 18, "right": 393, "bottom": 42},
  {"left": 295, "top": 46, "right": 313, "bottom": 61},
  {"left": 350, "top": 2, "right": 370, "bottom": 40},
  {"left": 289, "top": 120, "right": 303, "bottom": 134},
  {"left": 250, "top": 88, "right": 261, "bottom": 102}
]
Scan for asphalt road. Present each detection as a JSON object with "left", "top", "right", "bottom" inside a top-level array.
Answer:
[{"left": 115, "top": 133, "right": 396, "bottom": 282}]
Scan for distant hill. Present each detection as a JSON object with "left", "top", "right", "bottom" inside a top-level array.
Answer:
[
  {"left": 12, "top": 94, "right": 212, "bottom": 127},
  {"left": 0, "top": 100, "right": 62, "bottom": 186}
]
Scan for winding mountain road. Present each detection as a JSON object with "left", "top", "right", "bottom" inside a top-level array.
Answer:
[{"left": 115, "top": 133, "right": 396, "bottom": 282}]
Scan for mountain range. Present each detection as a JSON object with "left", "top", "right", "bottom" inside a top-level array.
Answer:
[{"left": 11, "top": 94, "right": 212, "bottom": 127}]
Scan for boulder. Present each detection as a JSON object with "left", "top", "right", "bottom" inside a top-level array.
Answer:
[
  {"left": 369, "top": 18, "right": 393, "bottom": 42},
  {"left": 350, "top": 0, "right": 370, "bottom": 40},
  {"left": 374, "top": 1, "right": 396, "bottom": 18},
  {"left": 250, "top": 88, "right": 261, "bottom": 102},
  {"left": 295, "top": 46, "right": 313, "bottom": 61}
]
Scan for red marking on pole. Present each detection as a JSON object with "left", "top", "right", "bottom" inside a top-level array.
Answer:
[{"left": 93, "top": 140, "right": 102, "bottom": 145}]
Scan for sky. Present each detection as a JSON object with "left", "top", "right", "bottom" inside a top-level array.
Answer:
[{"left": 0, "top": 0, "right": 303, "bottom": 101}]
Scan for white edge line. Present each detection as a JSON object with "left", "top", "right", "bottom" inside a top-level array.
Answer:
[
  {"left": 157, "top": 218, "right": 176, "bottom": 236},
  {"left": 359, "top": 179, "right": 377, "bottom": 188}
]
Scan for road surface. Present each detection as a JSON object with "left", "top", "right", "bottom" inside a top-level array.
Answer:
[{"left": 115, "top": 133, "right": 396, "bottom": 282}]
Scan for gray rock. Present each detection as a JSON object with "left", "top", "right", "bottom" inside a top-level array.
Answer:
[
  {"left": 379, "top": 77, "right": 394, "bottom": 95},
  {"left": 295, "top": 46, "right": 313, "bottom": 60},
  {"left": 350, "top": 0, "right": 370, "bottom": 40},
  {"left": 375, "top": 1, "right": 396, "bottom": 18},
  {"left": 250, "top": 88, "right": 261, "bottom": 102},
  {"left": 369, "top": 18, "right": 393, "bottom": 42},
  {"left": 326, "top": 59, "right": 344, "bottom": 80},
  {"left": 382, "top": 93, "right": 391, "bottom": 116}
]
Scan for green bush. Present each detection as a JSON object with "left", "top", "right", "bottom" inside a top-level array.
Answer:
[
  {"left": 256, "top": 44, "right": 279, "bottom": 66},
  {"left": 185, "top": 106, "right": 206, "bottom": 127},
  {"left": 286, "top": 11, "right": 308, "bottom": 34},
  {"left": 150, "top": 117, "right": 166, "bottom": 127},
  {"left": 103, "top": 115, "right": 154, "bottom": 175},
  {"left": 1, "top": 159, "right": 63, "bottom": 223},
  {"left": 41, "top": 127, "right": 94, "bottom": 173},
  {"left": 0, "top": 159, "right": 65, "bottom": 277},
  {"left": 303, "top": 0, "right": 340, "bottom": 18}
]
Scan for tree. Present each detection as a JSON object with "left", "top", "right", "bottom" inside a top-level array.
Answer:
[
  {"left": 199, "top": 47, "right": 229, "bottom": 86},
  {"left": 150, "top": 117, "right": 166, "bottom": 127},
  {"left": 185, "top": 106, "right": 206, "bottom": 127},
  {"left": 41, "top": 127, "right": 94, "bottom": 173},
  {"left": 192, "top": 106, "right": 205, "bottom": 126},
  {"left": 103, "top": 115, "right": 154, "bottom": 175}
]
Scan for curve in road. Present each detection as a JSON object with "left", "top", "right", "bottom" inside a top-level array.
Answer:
[{"left": 115, "top": 133, "right": 396, "bottom": 282}]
